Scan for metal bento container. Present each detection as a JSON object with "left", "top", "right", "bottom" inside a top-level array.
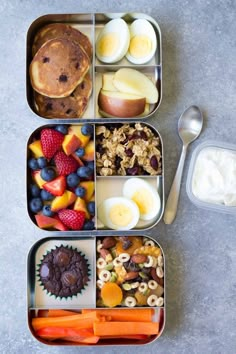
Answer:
[
  {"left": 26, "top": 12, "right": 162, "bottom": 121},
  {"left": 26, "top": 121, "right": 164, "bottom": 234},
  {"left": 27, "top": 234, "right": 165, "bottom": 346}
]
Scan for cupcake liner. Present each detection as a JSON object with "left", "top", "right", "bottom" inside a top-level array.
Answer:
[{"left": 37, "top": 244, "right": 90, "bottom": 300}]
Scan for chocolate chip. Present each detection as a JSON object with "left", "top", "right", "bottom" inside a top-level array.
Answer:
[
  {"left": 75, "top": 62, "right": 80, "bottom": 70},
  {"left": 59, "top": 74, "right": 68, "bottom": 82},
  {"left": 80, "top": 82, "right": 85, "bottom": 90},
  {"left": 115, "top": 156, "right": 122, "bottom": 169},
  {"left": 42, "top": 56, "right": 50, "bottom": 63},
  {"left": 61, "top": 102, "right": 65, "bottom": 108},
  {"left": 61, "top": 271, "right": 78, "bottom": 286},
  {"left": 66, "top": 108, "right": 73, "bottom": 115},
  {"left": 45, "top": 102, "right": 53, "bottom": 111},
  {"left": 55, "top": 250, "right": 70, "bottom": 267}
]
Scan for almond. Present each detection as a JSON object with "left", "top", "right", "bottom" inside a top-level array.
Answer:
[
  {"left": 100, "top": 248, "right": 113, "bottom": 263},
  {"left": 124, "top": 271, "right": 139, "bottom": 281},
  {"left": 151, "top": 267, "right": 164, "bottom": 286},
  {"left": 131, "top": 254, "right": 147, "bottom": 264},
  {"left": 102, "top": 237, "right": 116, "bottom": 249}
]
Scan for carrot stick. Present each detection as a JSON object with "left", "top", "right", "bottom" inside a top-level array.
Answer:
[
  {"left": 61, "top": 336, "right": 100, "bottom": 344},
  {"left": 47, "top": 309, "right": 79, "bottom": 317},
  {"left": 36, "top": 327, "right": 95, "bottom": 340},
  {"left": 82, "top": 308, "right": 153, "bottom": 322},
  {"left": 32, "top": 312, "right": 106, "bottom": 332},
  {"left": 100, "top": 334, "right": 149, "bottom": 340},
  {"left": 94, "top": 321, "right": 159, "bottom": 336}
]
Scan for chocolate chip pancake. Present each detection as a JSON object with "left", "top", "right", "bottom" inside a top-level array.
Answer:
[
  {"left": 30, "top": 38, "right": 90, "bottom": 98},
  {"left": 32, "top": 23, "right": 92, "bottom": 61},
  {"left": 34, "top": 74, "right": 92, "bottom": 118}
]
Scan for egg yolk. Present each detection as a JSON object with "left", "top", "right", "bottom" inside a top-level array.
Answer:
[
  {"left": 129, "top": 35, "right": 152, "bottom": 58},
  {"left": 109, "top": 203, "right": 133, "bottom": 227},
  {"left": 132, "top": 189, "right": 153, "bottom": 214},
  {"left": 97, "top": 33, "right": 119, "bottom": 57}
]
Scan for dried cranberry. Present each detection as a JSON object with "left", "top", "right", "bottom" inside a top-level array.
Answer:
[
  {"left": 125, "top": 148, "right": 134, "bottom": 157},
  {"left": 140, "top": 131, "right": 148, "bottom": 140},
  {"left": 150, "top": 156, "right": 159, "bottom": 170},
  {"left": 115, "top": 156, "right": 122, "bottom": 169},
  {"left": 96, "top": 144, "right": 105, "bottom": 155},
  {"left": 126, "top": 166, "right": 139, "bottom": 175}
]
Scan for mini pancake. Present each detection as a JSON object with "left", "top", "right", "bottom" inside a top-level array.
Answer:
[
  {"left": 32, "top": 23, "right": 92, "bottom": 61},
  {"left": 34, "top": 74, "right": 92, "bottom": 118},
  {"left": 30, "top": 38, "right": 90, "bottom": 98}
]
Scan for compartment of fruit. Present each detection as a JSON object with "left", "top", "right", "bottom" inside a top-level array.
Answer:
[
  {"left": 96, "top": 236, "right": 164, "bottom": 308},
  {"left": 27, "top": 124, "right": 95, "bottom": 231}
]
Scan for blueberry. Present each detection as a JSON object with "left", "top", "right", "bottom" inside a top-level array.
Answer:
[
  {"left": 75, "top": 147, "right": 85, "bottom": 157},
  {"left": 81, "top": 124, "right": 93, "bottom": 136},
  {"left": 83, "top": 220, "right": 94, "bottom": 230},
  {"left": 87, "top": 201, "right": 95, "bottom": 215},
  {"left": 40, "top": 167, "right": 56, "bottom": 181},
  {"left": 75, "top": 186, "right": 86, "bottom": 197},
  {"left": 29, "top": 184, "right": 40, "bottom": 197},
  {"left": 55, "top": 125, "right": 68, "bottom": 135},
  {"left": 37, "top": 157, "right": 47, "bottom": 168},
  {"left": 66, "top": 173, "right": 80, "bottom": 188},
  {"left": 86, "top": 161, "right": 94, "bottom": 171},
  {"left": 29, "top": 198, "right": 43, "bottom": 213},
  {"left": 42, "top": 205, "right": 55, "bottom": 217},
  {"left": 41, "top": 189, "right": 54, "bottom": 201},
  {"left": 77, "top": 166, "right": 93, "bottom": 178},
  {"left": 28, "top": 158, "right": 39, "bottom": 170}
]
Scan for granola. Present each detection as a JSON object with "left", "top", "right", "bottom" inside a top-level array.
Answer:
[{"left": 96, "top": 123, "right": 162, "bottom": 176}]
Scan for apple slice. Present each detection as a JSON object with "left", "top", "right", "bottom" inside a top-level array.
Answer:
[
  {"left": 102, "top": 72, "right": 117, "bottom": 91},
  {"left": 98, "top": 89, "right": 146, "bottom": 118},
  {"left": 113, "top": 68, "right": 158, "bottom": 104}
]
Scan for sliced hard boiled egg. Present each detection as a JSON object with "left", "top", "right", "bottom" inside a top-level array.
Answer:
[
  {"left": 123, "top": 178, "right": 161, "bottom": 221},
  {"left": 98, "top": 197, "right": 140, "bottom": 230},
  {"left": 96, "top": 19, "right": 130, "bottom": 63},
  {"left": 126, "top": 19, "right": 157, "bottom": 64}
]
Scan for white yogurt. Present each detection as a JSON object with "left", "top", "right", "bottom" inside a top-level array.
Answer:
[{"left": 192, "top": 147, "right": 236, "bottom": 206}]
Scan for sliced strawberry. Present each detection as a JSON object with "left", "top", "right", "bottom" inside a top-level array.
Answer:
[
  {"left": 40, "top": 128, "right": 64, "bottom": 159},
  {"left": 58, "top": 209, "right": 86, "bottom": 230},
  {"left": 43, "top": 176, "right": 66, "bottom": 196},
  {"left": 54, "top": 151, "right": 79, "bottom": 176}
]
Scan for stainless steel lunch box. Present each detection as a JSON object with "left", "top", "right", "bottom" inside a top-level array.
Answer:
[
  {"left": 26, "top": 12, "right": 162, "bottom": 121},
  {"left": 27, "top": 234, "right": 165, "bottom": 346}
]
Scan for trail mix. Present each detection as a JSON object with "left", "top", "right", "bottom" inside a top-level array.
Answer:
[
  {"left": 96, "top": 236, "right": 164, "bottom": 308},
  {"left": 96, "top": 123, "right": 162, "bottom": 176}
]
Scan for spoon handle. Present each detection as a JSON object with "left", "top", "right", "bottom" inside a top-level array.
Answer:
[{"left": 164, "top": 145, "right": 188, "bottom": 224}]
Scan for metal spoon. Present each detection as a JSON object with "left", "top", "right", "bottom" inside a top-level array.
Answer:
[{"left": 164, "top": 105, "right": 203, "bottom": 224}]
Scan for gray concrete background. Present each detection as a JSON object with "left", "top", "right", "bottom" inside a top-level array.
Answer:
[{"left": 0, "top": 0, "right": 236, "bottom": 353}]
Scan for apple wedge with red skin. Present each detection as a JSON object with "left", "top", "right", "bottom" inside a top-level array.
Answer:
[{"left": 98, "top": 89, "right": 146, "bottom": 118}]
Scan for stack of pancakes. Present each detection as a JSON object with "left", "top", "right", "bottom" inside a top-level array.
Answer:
[{"left": 29, "top": 23, "right": 93, "bottom": 118}]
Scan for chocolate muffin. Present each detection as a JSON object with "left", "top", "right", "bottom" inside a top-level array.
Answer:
[{"left": 38, "top": 245, "right": 89, "bottom": 298}]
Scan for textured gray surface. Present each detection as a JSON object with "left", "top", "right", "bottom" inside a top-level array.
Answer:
[{"left": 0, "top": 0, "right": 236, "bottom": 353}]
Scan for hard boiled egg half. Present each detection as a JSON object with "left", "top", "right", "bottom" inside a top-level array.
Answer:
[
  {"left": 126, "top": 19, "right": 157, "bottom": 64},
  {"left": 96, "top": 19, "right": 130, "bottom": 63},
  {"left": 98, "top": 197, "right": 140, "bottom": 230},
  {"left": 123, "top": 178, "right": 161, "bottom": 220}
]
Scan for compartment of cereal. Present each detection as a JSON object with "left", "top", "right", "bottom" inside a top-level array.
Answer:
[
  {"left": 95, "top": 122, "right": 163, "bottom": 177},
  {"left": 27, "top": 236, "right": 96, "bottom": 309},
  {"left": 95, "top": 66, "right": 161, "bottom": 119},
  {"left": 95, "top": 235, "right": 165, "bottom": 309},
  {"left": 27, "top": 123, "right": 96, "bottom": 232},
  {"left": 95, "top": 13, "right": 161, "bottom": 66},
  {"left": 26, "top": 14, "right": 94, "bottom": 119}
]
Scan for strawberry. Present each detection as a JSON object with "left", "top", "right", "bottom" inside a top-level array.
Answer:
[
  {"left": 43, "top": 176, "right": 66, "bottom": 196},
  {"left": 58, "top": 209, "right": 86, "bottom": 230},
  {"left": 40, "top": 128, "right": 64, "bottom": 159},
  {"left": 54, "top": 151, "right": 78, "bottom": 176}
]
